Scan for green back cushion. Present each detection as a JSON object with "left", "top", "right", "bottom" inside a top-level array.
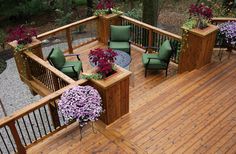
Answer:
[
  {"left": 159, "top": 40, "right": 172, "bottom": 60},
  {"left": 49, "top": 47, "right": 65, "bottom": 69},
  {"left": 110, "top": 25, "right": 131, "bottom": 42}
]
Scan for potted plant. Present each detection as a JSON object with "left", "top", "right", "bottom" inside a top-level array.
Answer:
[
  {"left": 218, "top": 21, "right": 236, "bottom": 48},
  {"left": 82, "top": 48, "right": 117, "bottom": 80},
  {"left": 94, "top": 0, "right": 120, "bottom": 16},
  {"left": 58, "top": 85, "right": 103, "bottom": 139},
  {"left": 7, "top": 25, "right": 37, "bottom": 51},
  {"left": 179, "top": 3, "right": 218, "bottom": 73},
  {"left": 217, "top": 21, "right": 236, "bottom": 60},
  {"left": 183, "top": 3, "right": 213, "bottom": 30}
]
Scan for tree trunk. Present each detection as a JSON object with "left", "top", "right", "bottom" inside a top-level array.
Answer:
[
  {"left": 87, "top": 0, "right": 94, "bottom": 17},
  {"left": 142, "top": 0, "right": 158, "bottom": 26},
  {"left": 127, "top": 0, "right": 134, "bottom": 10}
]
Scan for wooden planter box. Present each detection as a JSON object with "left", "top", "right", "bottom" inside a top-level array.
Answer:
[
  {"left": 87, "top": 65, "right": 132, "bottom": 125},
  {"left": 179, "top": 24, "right": 218, "bottom": 73},
  {"left": 8, "top": 38, "right": 43, "bottom": 81}
]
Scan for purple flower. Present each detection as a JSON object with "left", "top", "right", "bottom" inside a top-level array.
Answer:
[
  {"left": 58, "top": 86, "right": 103, "bottom": 127},
  {"left": 218, "top": 21, "right": 236, "bottom": 46}
]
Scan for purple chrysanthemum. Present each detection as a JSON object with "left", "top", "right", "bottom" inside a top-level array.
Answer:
[
  {"left": 58, "top": 86, "right": 103, "bottom": 127},
  {"left": 218, "top": 21, "right": 236, "bottom": 46}
]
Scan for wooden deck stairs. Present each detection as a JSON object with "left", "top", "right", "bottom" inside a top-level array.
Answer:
[{"left": 28, "top": 58, "right": 236, "bottom": 153}]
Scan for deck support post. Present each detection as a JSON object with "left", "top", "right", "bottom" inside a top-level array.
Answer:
[{"left": 98, "top": 14, "right": 122, "bottom": 44}]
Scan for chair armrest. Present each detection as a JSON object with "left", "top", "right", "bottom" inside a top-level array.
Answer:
[
  {"left": 144, "top": 46, "right": 159, "bottom": 53},
  {"left": 64, "top": 53, "right": 81, "bottom": 61}
]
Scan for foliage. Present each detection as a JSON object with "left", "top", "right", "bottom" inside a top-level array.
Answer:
[
  {"left": 218, "top": 21, "right": 236, "bottom": 46},
  {"left": 0, "top": 0, "right": 49, "bottom": 19},
  {"left": 73, "top": 0, "right": 88, "bottom": 5},
  {"left": 189, "top": 3, "right": 213, "bottom": 19},
  {"left": 0, "top": 30, "right": 6, "bottom": 49},
  {"left": 97, "top": 0, "right": 114, "bottom": 9},
  {"left": 58, "top": 85, "right": 103, "bottom": 127},
  {"left": 89, "top": 48, "right": 117, "bottom": 78},
  {"left": 55, "top": 9, "right": 73, "bottom": 26},
  {"left": 200, "top": 0, "right": 236, "bottom": 17},
  {"left": 94, "top": 0, "right": 118, "bottom": 15},
  {"left": 81, "top": 73, "right": 104, "bottom": 80},
  {"left": 124, "top": 8, "right": 142, "bottom": 20},
  {"left": 7, "top": 25, "right": 37, "bottom": 45},
  {"left": 182, "top": 3, "right": 213, "bottom": 31}
]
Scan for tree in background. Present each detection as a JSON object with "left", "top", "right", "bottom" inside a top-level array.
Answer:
[
  {"left": 87, "top": 0, "right": 94, "bottom": 16},
  {"left": 142, "top": 0, "right": 164, "bottom": 26}
]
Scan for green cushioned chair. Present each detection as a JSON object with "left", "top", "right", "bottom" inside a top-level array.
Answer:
[
  {"left": 142, "top": 40, "right": 173, "bottom": 77},
  {"left": 108, "top": 25, "right": 131, "bottom": 55},
  {"left": 47, "top": 47, "right": 83, "bottom": 79}
]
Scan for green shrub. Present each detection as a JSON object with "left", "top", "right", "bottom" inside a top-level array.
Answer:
[
  {"left": 0, "top": 29, "right": 6, "bottom": 49},
  {"left": 55, "top": 9, "right": 73, "bottom": 26},
  {"left": 73, "top": 0, "right": 87, "bottom": 5},
  {"left": 124, "top": 8, "right": 142, "bottom": 20}
]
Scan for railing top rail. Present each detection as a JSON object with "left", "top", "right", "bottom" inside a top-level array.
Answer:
[
  {"left": 212, "top": 17, "right": 236, "bottom": 22},
  {"left": 24, "top": 51, "right": 75, "bottom": 84},
  {"left": 120, "top": 15, "right": 182, "bottom": 41},
  {"left": 37, "top": 16, "right": 98, "bottom": 39},
  {"left": 0, "top": 80, "right": 87, "bottom": 127}
]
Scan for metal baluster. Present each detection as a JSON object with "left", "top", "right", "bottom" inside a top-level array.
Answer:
[
  {"left": 38, "top": 108, "right": 47, "bottom": 135},
  {"left": 0, "top": 146, "right": 3, "bottom": 154},
  {"left": 0, "top": 131, "right": 10, "bottom": 154},
  {"left": 4, "top": 127, "right": 16, "bottom": 153},
  {"left": 158, "top": 33, "right": 161, "bottom": 48},
  {"left": 43, "top": 106, "right": 52, "bottom": 132},
  {"left": 54, "top": 101, "right": 63, "bottom": 126},
  {"left": 16, "top": 120, "right": 27, "bottom": 146},
  {"left": 32, "top": 111, "right": 42, "bottom": 138},
  {"left": 27, "top": 114, "right": 37, "bottom": 141},
  {"left": 22, "top": 117, "right": 32, "bottom": 144}
]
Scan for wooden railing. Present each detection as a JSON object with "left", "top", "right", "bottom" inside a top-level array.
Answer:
[
  {"left": 0, "top": 80, "right": 87, "bottom": 154},
  {"left": 120, "top": 15, "right": 182, "bottom": 63},
  {"left": 211, "top": 17, "right": 236, "bottom": 25},
  {"left": 23, "top": 51, "right": 75, "bottom": 96},
  {"left": 37, "top": 16, "right": 99, "bottom": 54}
]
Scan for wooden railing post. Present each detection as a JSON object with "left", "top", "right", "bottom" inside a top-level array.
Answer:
[
  {"left": 7, "top": 122, "right": 26, "bottom": 154},
  {"left": 66, "top": 28, "right": 73, "bottom": 54},
  {"left": 98, "top": 14, "right": 122, "bottom": 44},
  {"left": 148, "top": 29, "right": 153, "bottom": 47}
]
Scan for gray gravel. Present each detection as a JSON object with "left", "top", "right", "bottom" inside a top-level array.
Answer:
[
  {"left": 0, "top": 36, "right": 95, "bottom": 153},
  {"left": 0, "top": 58, "right": 41, "bottom": 118}
]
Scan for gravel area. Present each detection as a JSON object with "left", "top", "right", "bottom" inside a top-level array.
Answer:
[
  {"left": 0, "top": 36, "right": 95, "bottom": 153},
  {"left": 0, "top": 58, "right": 41, "bottom": 118}
]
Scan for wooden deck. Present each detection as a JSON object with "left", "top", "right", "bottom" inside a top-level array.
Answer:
[
  {"left": 67, "top": 41, "right": 178, "bottom": 111},
  {"left": 28, "top": 43, "right": 236, "bottom": 153}
]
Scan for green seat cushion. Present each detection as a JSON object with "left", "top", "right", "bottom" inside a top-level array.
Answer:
[
  {"left": 142, "top": 53, "right": 167, "bottom": 69},
  {"left": 49, "top": 47, "right": 65, "bottom": 69},
  {"left": 60, "top": 61, "right": 82, "bottom": 78},
  {"left": 110, "top": 25, "right": 131, "bottom": 42},
  {"left": 159, "top": 40, "right": 172, "bottom": 61},
  {"left": 109, "top": 42, "right": 130, "bottom": 52}
]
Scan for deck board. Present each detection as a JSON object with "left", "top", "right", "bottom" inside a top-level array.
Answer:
[{"left": 28, "top": 41, "right": 236, "bottom": 153}]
